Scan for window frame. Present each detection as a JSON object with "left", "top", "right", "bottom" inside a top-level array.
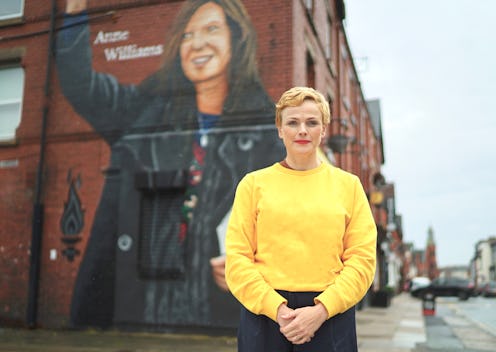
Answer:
[
  {"left": 0, "top": 0, "right": 25, "bottom": 22},
  {"left": 0, "top": 64, "right": 25, "bottom": 144}
]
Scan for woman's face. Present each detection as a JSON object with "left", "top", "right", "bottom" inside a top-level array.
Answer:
[
  {"left": 278, "top": 100, "right": 326, "bottom": 158},
  {"left": 180, "top": 2, "right": 232, "bottom": 85}
]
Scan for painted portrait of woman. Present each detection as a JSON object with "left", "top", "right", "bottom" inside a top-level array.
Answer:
[{"left": 56, "top": 0, "right": 283, "bottom": 329}]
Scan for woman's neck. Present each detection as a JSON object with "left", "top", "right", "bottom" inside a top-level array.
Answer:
[
  {"left": 195, "top": 77, "right": 228, "bottom": 115},
  {"left": 284, "top": 154, "right": 322, "bottom": 171}
]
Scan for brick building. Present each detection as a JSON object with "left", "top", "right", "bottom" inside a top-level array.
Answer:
[
  {"left": 424, "top": 226, "right": 439, "bottom": 280},
  {"left": 0, "top": 0, "right": 390, "bottom": 331}
]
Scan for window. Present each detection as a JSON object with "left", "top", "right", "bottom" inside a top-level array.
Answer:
[
  {"left": 327, "top": 95, "right": 334, "bottom": 120},
  {"left": 306, "top": 51, "right": 315, "bottom": 88},
  {"left": 304, "top": 0, "right": 314, "bottom": 12},
  {"left": 325, "top": 16, "right": 332, "bottom": 60},
  {"left": 0, "top": 66, "right": 24, "bottom": 142},
  {"left": 0, "top": 0, "right": 24, "bottom": 21}
]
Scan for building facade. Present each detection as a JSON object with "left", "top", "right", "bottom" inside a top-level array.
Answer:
[
  {"left": 471, "top": 237, "right": 496, "bottom": 287},
  {"left": 0, "top": 0, "right": 388, "bottom": 330}
]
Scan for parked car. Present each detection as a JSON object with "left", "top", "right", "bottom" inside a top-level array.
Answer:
[
  {"left": 409, "top": 276, "right": 431, "bottom": 292},
  {"left": 410, "top": 277, "right": 474, "bottom": 301},
  {"left": 480, "top": 281, "right": 496, "bottom": 297}
]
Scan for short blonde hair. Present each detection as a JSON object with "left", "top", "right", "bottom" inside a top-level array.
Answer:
[{"left": 275, "top": 87, "right": 331, "bottom": 127}]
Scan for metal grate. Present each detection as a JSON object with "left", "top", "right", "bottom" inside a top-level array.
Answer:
[{"left": 137, "top": 189, "right": 186, "bottom": 279}]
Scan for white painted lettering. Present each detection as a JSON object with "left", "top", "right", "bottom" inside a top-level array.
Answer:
[
  {"left": 94, "top": 30, "right": 130, "bottom": 45},
  {"left": 104, "top": 47, "right": 119, "bottom": 61},
  {"left": 103, "top": 44, "right": 164, "bottom": 62}
]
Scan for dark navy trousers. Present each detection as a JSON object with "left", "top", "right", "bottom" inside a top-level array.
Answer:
[{"left": 237, "top": 291, "right": 358, "bottom": 352}]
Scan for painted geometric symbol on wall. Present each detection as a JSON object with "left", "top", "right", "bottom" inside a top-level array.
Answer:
[{"left": 60, "top": 169, "right": 85, "bottom": 261}]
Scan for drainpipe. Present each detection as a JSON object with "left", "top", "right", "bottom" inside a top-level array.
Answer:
[
  {"left": 26, "top": 0, "right": 57, "bottom": 328},
  {"left": 335, "top": 14, "right": 343, "bottom": 167}
]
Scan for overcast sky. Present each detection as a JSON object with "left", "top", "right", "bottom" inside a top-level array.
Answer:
[{"left": 344, "top": 0, "right": 496, "bottom": 267}]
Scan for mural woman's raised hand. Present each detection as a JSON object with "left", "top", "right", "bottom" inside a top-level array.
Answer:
[{"left": 66, "top": 0, "right": 88, "bottom": 14}]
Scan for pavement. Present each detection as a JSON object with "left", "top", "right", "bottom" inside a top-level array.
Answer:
[
  {"left": 356, "top": 292, "right": 426, "bottom": 351},
  {"left": 357, "top": 293, "right": 496, "bottom": 352},
  {"left": 0, "top": 293, "right": 495, "bottom": 351}
]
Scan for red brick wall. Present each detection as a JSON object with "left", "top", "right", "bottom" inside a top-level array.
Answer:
[
  {"left": 0, "top": 0, "right": 296, "bottom": 328},
  {"left": 0, "top": 148, "right": 36, "bottom": 325}
]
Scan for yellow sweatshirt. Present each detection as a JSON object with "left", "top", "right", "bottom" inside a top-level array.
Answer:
[{"left": 225, "top": 162, "right": 377, "bottom": 322}]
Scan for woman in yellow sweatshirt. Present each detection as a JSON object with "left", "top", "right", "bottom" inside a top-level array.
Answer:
[{"left": 225, "top": 87, "right": 377, "bottom": 351}]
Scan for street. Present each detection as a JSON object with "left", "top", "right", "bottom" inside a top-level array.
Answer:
[
  {"left": 0, "top": 294, "right": 495, "bottom": 351},
  {"left": 418, "top": 295, "right": 496, "bottom": 352},
  {"left": 449, "top": 296, "right": 496, "bottom": 336}
]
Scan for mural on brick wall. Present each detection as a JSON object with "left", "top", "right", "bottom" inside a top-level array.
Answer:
[{"left": 55, "top": 0, "right": 284, "bottom": 329}]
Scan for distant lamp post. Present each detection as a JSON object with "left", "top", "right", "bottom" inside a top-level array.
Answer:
[{"left": 327, "top": 134, "right": 349, "bottom": 154}]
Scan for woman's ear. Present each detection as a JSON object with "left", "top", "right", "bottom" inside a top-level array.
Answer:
[{"left": 321, "top": 125, "right": 327, "bottom": 137}]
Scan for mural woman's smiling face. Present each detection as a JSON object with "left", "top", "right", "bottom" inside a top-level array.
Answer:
[{"left": 180, "top": 2, "right": 232, "bottom": 86}]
